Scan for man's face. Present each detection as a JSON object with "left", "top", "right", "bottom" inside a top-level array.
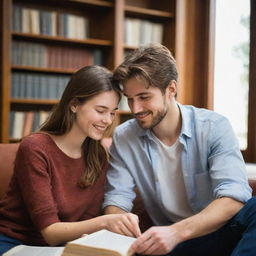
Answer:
[{"left": 123, "top": 77, "right": 169, "bottom": 129}]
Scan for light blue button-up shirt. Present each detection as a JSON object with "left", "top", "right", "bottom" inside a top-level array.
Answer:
[{"left": 103, "top": 103, "right": 252, "bottom": 225}]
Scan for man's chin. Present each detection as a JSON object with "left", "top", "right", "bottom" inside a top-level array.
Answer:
[{"left": 136, "top": 119, "right": 152, "bottom": 129}]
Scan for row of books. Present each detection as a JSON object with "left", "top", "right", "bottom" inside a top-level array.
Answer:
[
  {"left": 12, "top": 5, "right": 89, "bottom": 39},
  {"left": 11, "top": 72, "right": 70, "bottom": 99},
  {"left": 124, "top": 18, "right": 163, "bottom": 47},
  {"left": 9, "top": 111, "right": 51, "bottom": 139},
  {"left": 12, "top": 41, "right": 103, "bottom": 69}
]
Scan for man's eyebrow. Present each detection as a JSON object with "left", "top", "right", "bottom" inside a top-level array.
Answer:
[{"left": 123, "top": 92, "right": 151, "bottom": 97}]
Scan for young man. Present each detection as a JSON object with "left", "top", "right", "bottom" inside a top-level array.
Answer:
[{"left": 103, "top": 44, "right": 256, "bottom": 256}]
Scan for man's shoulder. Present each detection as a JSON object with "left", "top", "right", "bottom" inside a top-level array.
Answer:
[{"left": 182, "top": 104, "right": 227, "bottom": 123}]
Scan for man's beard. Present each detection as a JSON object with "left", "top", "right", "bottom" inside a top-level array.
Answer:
[{"left": 136, "top": 106, "right": 168, "bottom": 129}]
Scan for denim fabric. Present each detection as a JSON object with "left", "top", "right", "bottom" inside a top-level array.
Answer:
[
  {"left": 104, "top": 103, "right": 251, "bottom": 225},
  {"left": 0, "top": 234, "right": 23, "bottom": 255},
  {"left": 168, "top": 197, "right": 256, "bottom": 256}
]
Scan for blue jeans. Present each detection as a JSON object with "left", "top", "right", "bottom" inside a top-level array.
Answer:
[
  {"left": 0, "top": 234, "right": 23, "bottom": 255},
  {"left": 168, "top": 197, "right": 256, "bottom": 256}
]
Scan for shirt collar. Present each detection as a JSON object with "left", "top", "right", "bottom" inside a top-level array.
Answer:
[{"left": 177, "top": 102, "right": 192, "bottom": 138}]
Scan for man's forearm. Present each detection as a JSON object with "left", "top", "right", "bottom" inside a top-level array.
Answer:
[
  {"left": 173, "top": 197, "right": 244, "bottom": 242},
  {"left": 104, "top": 205, "right": 128, "bottom": 214},
  {"left": 130, "top": 197, "right": 244, "bottom": 255}
]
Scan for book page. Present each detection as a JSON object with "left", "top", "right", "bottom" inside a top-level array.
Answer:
[
  {"left": 3, "top": 245, "right": 64, "bottom": 256},
  {"left": 70, "top": 230, "right": 136, "bottom": 256}
]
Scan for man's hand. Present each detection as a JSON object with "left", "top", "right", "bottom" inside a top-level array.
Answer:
[
  {"left": 104, "top": 213, "right": 141, "bottom": 238},
  {"left": 130, "top": 225, "right": 181, "bottom": 255}
]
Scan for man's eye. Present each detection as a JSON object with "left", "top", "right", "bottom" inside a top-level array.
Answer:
[
  {"left": 140, "top": 96, "right": 149, "bottom": 100},
  {"left": 96, "top": 110, "right": 104, "bottom": 114}
]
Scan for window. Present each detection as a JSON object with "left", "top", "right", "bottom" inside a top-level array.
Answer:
[
  {"left": 213, "top": 0, "right": 256, "bottom": 162},
  {"left": 214, "top": 0, "right": 250, "bottom": 150}
]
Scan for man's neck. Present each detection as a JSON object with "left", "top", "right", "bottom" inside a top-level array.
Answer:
[{"left": 152, "top": 102, "right": 181, "bottom": 146}]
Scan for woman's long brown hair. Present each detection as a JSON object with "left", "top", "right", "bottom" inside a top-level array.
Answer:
[{"left": 40, "top": 66, "right": 121, "bottom": 188}]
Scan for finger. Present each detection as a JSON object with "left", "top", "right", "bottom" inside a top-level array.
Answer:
[
  {"left": 120, "top": 214, "right": 141, "bottom": 238},
  {"left": 115, "top": 214, "right": 139, "bottom": 238},
  {"left": 140, "top": 241, "right": 160, "bottom": 255},
  {"left": 117, "top": 222, "right": 135, "bottom": 237},
  {"left": 130, "top": 231, "right": 152, "bottom": 251},
  {"left": 126, "top": 214, "right": 141, "bottom": 237},
  {"left": 134, "top": 235, "right": 154, "bottom": 253}
]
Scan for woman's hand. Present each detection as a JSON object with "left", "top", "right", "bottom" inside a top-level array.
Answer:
[{"left": 103, "top": 213, "right": 141, "bottom": 238}]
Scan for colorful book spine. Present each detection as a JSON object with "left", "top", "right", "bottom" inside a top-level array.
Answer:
[{"left": 9, "top": 111, "right": 51, "bottom": 139}]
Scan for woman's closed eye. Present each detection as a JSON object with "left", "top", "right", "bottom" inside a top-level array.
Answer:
[{"left": 96, "top": 109, "right": 105, "bottom": 114}]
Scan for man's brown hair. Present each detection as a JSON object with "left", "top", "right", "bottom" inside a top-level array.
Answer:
[{"left": 113, "top": 43, "right": 178, "bottom": 94}]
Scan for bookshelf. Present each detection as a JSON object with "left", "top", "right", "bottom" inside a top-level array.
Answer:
[{"left": 0, "top": 0, "right": 176, "bottom": 143}]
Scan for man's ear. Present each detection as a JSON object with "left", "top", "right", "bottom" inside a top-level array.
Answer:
[{"left": 166, "top": 80, "right": 177, "bottom": 98}]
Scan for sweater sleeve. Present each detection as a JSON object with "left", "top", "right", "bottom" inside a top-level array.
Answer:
[{"left": 14, "top": 137, "right": 60, "bottom": 231}]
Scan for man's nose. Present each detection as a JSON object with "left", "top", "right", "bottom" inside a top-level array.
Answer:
[{"left": 130, "top": 101, "right": 143, "bottom": 114}]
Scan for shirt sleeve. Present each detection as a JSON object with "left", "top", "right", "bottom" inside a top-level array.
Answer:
[
  {"left": 208, "top": 116, "right": 252, "bottom": 202},
  {"left": 14, "top": 137, "right": 60, "bottom": 231},
  {"left": 103, "top": 132, "right": 136, "bottom": 212}
]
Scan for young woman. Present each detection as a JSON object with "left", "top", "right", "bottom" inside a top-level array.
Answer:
[{"left": 0, "top": 66, "right": 140, "bottom": 254}]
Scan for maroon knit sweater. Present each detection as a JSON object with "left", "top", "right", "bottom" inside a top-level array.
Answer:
[{"left": 0, "top": 133, "right": 107, "bottom": 245}]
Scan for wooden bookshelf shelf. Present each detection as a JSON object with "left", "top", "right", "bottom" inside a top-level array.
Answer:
[
  {"left": 125, "top": 5, "right": 174, "bottom": 19},
  {"left": 68, "top": 0, "right": 113, "bottom": 8},
  {"left": 10, "top": 98, "right": 59, "bottom": 105},
  {"left": 12, "top": 32, "right": 112, "bottom": 47},
  {"left": 9, "top": 138, "right": 22, "bottom": 143},
  {"left": 12, "top": 65, "right": 76, "bottom": 74}
]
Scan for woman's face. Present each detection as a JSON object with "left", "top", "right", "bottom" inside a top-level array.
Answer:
[{"left": 71, "top": 90, "right": 119, "bottom": 140}]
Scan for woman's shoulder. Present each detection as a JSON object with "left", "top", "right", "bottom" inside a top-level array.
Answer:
[{"left": 19, "top": 132, "right": 53, "bottom": 152}]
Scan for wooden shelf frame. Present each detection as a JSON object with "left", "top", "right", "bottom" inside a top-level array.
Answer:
[
  {"left": 125, "top": 5, "right": 174, "bottom": 18},
  {"left": 12, "top": 65, "right": 76, "bottom": 74},
  {"left": 10, "top": 98, "right": 59, "bottom": 105},
  {"left": 67, "top": 0, "right": 113, "bottom": 8},
  {"left": 12, "top": 32, "right": 112, "bottom": 47}
]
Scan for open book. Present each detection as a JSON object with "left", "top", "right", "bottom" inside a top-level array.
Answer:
[
  {"left": 61, "top": 229, "right": 136, "bottom": 256},
  {"left": 3, "top": 245, "right": 64, "bottom": 256},
  {"left": 3, "top": 230, "right": 136, "bottom": 256}
]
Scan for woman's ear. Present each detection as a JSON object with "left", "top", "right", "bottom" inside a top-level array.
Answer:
[
  {"left": 70, "top": 105, "right": 77, "bottom": 113},
  {"left": 70, "top": 98, "right": 79, "bottom": 113}
]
